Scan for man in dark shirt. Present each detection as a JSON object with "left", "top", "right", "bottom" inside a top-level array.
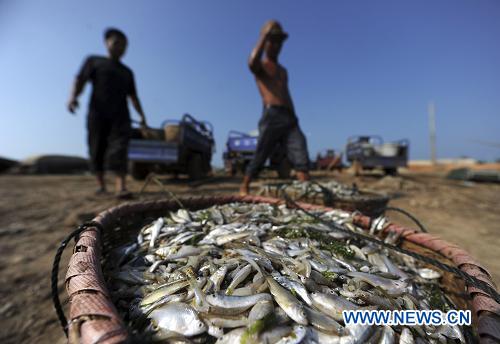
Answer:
[
  {"left": 67, "top": 28, "right": 147, "bottom": 197},
  {"left": 240, "top": 20, "right": 310, "bottom": 195}
]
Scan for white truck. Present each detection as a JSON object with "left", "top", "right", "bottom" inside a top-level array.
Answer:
[{"left": 346, "top": 135, "right": 409, "bottom": 175}]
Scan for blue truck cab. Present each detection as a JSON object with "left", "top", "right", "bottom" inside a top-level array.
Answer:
[
  {"left": 223, "top": 131, "right": 291, "bottom": 178},
  {"left": 128, "top": 114, "right": 215, "bottom": 180}
]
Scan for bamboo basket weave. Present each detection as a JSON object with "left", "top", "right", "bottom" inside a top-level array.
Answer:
[{"left": 63, "top": 195, "right": 500, "bottom": 344}]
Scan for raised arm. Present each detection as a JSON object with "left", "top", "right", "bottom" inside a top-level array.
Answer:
[{"left": 248, "top": 24, "right": 272, "bottom": 74}]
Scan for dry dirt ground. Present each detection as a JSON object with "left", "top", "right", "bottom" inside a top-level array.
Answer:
[{"left": 0, "top": 171, "right": 499, "bottom": 343}]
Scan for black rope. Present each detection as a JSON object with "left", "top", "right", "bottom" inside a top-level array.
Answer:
[
  {"left": 383, "top": 206, "right": 428, "bottom": 233},
  {"left": 283, "top": 193, "right": 500, "bottom": 304},
  {"left": 51, "top": 221, "right": 104, "bottom": 336}
]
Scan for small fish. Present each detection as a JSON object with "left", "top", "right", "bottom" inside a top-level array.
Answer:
[
  {"left": 417, "top": 268, "right": 441, "bottom": 280},
  {"left": 206, "top": 292, "right": 272, "bottom": 312},
  {"left": 399, "top": 327, "right": 415, "bottom": 344},
  {"left": 202, "top": 313, "right": 249, "bottom": 328},
  {"left": 248, "top": 300, "right": 274, "bottom": 322},
  {"left": 170, "top": 209, "right": 192, "bottom": 224},
  {"left": 149, "top": 218, "right": 164, "bottom": 249},
  {"left": 378, "top": 326, "right": 396, "bottom": 344},
  {"left": 260, "top": 326, "right": 293, "bottom": 344},
  {"left": 141, "top": 279, "right": 190, "bottom": 306},
  {"left": 149, "top": 302, "right": 206, "bottom": 337},
  {"left": 215, "top": 327, "right": 245, "bottom": 344},
  {"left": 275, "top": 324, "right": 307, "bottom": 344},
  {"left": 310, "top": 291, "right": 361, "bottom": 322},
  {"left": 266, "top": 276, "right": 308, "bottom": 325},
  {"left": 226, "top": 264, "right": 252, "bottom": 295},
  {"left": 304, "top": 306, "right": 345, "bottom": 335},
  {"left": 347, "top": 271, "right": 408, "bottom": 295},
  {"left": 273, "top": 275, "right": 312, "bottom": 306}
]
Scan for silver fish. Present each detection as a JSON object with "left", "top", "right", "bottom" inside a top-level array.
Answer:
[
  {"left": 206, "top": 292, "right": 272, "bottom": 312},
  {"left": 215, "top": 327, "right": 245, "bottom": 344},
  {"left": 148, "top": 217, "right": 164, "bottom": 249},
  {"left": 266, "top": 276, "right": 308, "bottom": 325},
  {"left": 273, "top": 275, "right": 312, "bottom": 306},
  {"left": 347, "top": 271, "right": 408, "bottom": 295},
  {"left": 310, "top": 291, "right": 361, "bottom": 322},
  {"left": 275, "top": 324, "right": 307, "bottom": 344},
  {"left": 248, "top": 300, "right": 274, "bottom": 322},
  {"left": 149, "top": 302, "right": 206, "bottom": 337},
  {"left": 304, "top": 306, "right": 345, "bottom": 335}
]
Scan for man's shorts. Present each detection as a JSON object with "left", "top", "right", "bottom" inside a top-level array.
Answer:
[
  {"left": 246, "top": 105, "right": 310, "bottom": 177},
  {"left": 87, "top": 113, "right": 131, "bottom": 174}
]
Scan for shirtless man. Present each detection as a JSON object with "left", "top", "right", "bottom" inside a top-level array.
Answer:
[{"left": 240, "top": 20, "right": 310, "bottom": 195}]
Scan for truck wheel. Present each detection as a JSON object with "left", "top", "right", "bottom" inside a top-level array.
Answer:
[
  {"left": 187, "top": 154, "right": 203, "bottom": 180},
  {"left": 384, "top": 167, "right": 397, "bottom": 176},
  {"left": 130, "top": 162, "right": 150, "bottom": 180},
  {"left": 277, "top": 159, "right": 292, "bottom": 179},
  {"left": 229, "top": 163, "right": 237, "bottom": 176}
]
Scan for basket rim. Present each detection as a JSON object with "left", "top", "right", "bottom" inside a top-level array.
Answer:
[{"left": 65, "top": 195, "right": 500, "bottom": 344}]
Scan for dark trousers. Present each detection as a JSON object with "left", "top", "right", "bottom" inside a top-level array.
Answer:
[
  {"left": 246, "top": 106, "right": 310, "bottom": 177},
  {"left": 87, "top": 113, "right": 131, "bottom": 174}
]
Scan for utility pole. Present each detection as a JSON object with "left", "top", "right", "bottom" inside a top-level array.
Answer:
[{"left": 428, "top": 101, "right": 436, "bottom": 165}]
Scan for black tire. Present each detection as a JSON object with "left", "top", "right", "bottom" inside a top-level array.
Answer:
[
  {"left": 129, "top": 162, "right": 150, "bottom": 180},
  {"left": 384, "top": 167, "right": 398, "bottom": 176},
  {"left": 187, "top": 154, "right": 204, "bottom": 180},
  {"left": 277, "top": 159, "right": 292, "bottom": 179},
  {"left": 229, "top": 164, "right": 237, "bottom": 176}
]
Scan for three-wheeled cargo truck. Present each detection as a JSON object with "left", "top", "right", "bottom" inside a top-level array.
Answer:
[
  {"left": 346, "top": 135, "right": 409, "bottom": 175},
  {"left": 128, "top": 114, "right": 215, "bottom": 180},
  {"left": 314, "top": 149, "right": 343, "bottom": 171},
  {"left": 222, "top": 131, "right": 291, "bottom": 178}
]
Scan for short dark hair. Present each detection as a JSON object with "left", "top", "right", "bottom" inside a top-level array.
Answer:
[{"left": 104, "top": 28, "right": 127, "bottom": 41}]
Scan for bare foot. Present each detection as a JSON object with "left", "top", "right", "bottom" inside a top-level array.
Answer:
[
  {"left": 296, "top": 171, "right": 310, "bottom": 182},
  {"left": 240, "top": 176, "right": 252, "bottom": 196},
  {"left": 239, "top": 185, "right": 249, "bottom": 196}
]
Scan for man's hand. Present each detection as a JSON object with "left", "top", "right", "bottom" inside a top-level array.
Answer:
[
  {"left": 260, "top": 21, "right": 275, "bottom": 39},
  {"left": 67, "top": 98, "right": 79, "bottom": 114}
]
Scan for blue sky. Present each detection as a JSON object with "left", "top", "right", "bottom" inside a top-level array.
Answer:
[{"left": 1, "top": 1, "right": 499, "bottom": 166}]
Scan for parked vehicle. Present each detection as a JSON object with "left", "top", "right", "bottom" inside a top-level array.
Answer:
[
  {"left": 346, "top": 135, "right": 409, "bottom": 175},
  {"left": 314, "top": 149, "right": 343, "bottom": 171},
  {"left": 128, "top": 114, "right": 214, "bottom": 180},
  {"left": 222, "top": 131, "right": 291, "bottom": 178}
]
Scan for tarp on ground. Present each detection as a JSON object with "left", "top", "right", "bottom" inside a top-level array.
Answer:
[
  {"left": 14, "top": 155, "right": 89, "bottom": 174},
  {"left": 0, "top": 157, "right": 19, "bottom": 173}
]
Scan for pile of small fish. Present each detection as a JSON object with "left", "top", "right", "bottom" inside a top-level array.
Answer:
[
  {"left": 105, "top": 202, "right": 466, "bottom": 343},
  {"left": 258, "top": 181, "right": 360, "bottom": 200}
]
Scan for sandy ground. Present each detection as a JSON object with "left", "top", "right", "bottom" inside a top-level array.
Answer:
[{"left": 0, "top": 171, "right": 499, "bottom": 343}]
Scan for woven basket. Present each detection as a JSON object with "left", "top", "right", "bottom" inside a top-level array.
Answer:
[
  {"left": 64, "top": 195, "right": 500, "bottom": 344},
  {"left": 260, "top": 187, "right": 390, "bottom": 218},
  {"left": 164, "top": 125, "right": 180, "bottom": 143}
]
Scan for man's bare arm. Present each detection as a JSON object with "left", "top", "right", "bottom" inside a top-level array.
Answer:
[
  {"left": 248, "top": 34, "right": 267, "bottom": 74},
  {"left": 129, "top": 94, "right": 147, "bottom": 126},
  {"left": 67, "top": 78, "right": 85, "bottom": 114},
  {"left": 248, "top": 26, "right": 273, "bottom": 74}
]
